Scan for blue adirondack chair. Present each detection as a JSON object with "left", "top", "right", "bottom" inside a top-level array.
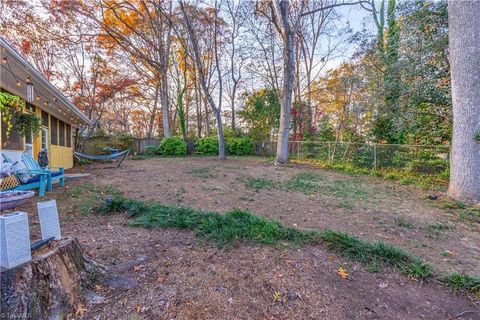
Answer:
[
  {"left": 2, "top": 153, "right": 49, "bottom": 197},
  {"left": 21, "top": 153, "right": 65, "bottom": 191}
]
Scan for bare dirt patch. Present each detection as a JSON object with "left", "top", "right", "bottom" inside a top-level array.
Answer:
[{"left": 11, "top": 156, "right": 480, "bottom": 319}]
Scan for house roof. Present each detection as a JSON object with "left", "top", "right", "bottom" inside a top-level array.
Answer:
[{"left": 0, "top": 37, "right": 92, "bottom": 126}]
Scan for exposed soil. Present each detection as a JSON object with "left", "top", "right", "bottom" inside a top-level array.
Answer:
[{"left": 9, "top": 156, "right": 480, "bottom": 319}]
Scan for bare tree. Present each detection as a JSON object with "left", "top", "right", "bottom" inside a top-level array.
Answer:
[
  {"left": 66, "top": 0, "right": 174, "bottom": 138},
  {"left": 179, "top": 0, "right": 226, "bottom": 159},
  {"left": 223, "top": 0, "right": 249, "bottom": 130}
]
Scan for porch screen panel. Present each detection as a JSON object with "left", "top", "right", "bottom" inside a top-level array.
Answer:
[
  {"left": 1, "top": 107, "right": 23, "bottom": 150},
  {"left": 59, "top": 120, "right": 65, "bottom": 146},
  {"left": 51, "top": 116, "right": 58, "bottom": 145},
  {"left": 66, "top": 124, "right": 71, "bottom": 147}
]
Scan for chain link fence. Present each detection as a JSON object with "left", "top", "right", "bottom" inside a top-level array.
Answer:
[{"left": 253, "top": 141, "right": 451, "bottom": 177}]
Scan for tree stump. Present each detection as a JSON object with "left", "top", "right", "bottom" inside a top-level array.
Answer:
[{"left": 0, "top": 237, "right": 105, "bottom": 319}]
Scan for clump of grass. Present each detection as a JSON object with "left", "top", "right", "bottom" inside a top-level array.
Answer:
[
  {"left": 423, "top": 221, "right": 455, "bottom": 238},
  {"left": 443, "top": 273, "right": 480, "bottom": 296},
  {"left": 439, "top": 199, "right": 480, "bottom": 224},
  {"left": 319, "top": 230, "right": 432, "bottom": 279},
  {"left": 189, "top": 167, "right": 217, "bottom": 179},
  {"left": 292, "top": 171, "right": 325, "bottom": 182},
  {"left": 458, "top": 207, "right": 480, "bottom": 224},
  {"left": 130, "top": 205, "right": 317, "bottom": 247},
  {"left": 283, "top": 175, "right": 319, "bottom": 194},
  {"left": 441, "top": 199, "right": 466, "bottom": 210},
  {"left": 241, "top": 177, "right": 277, "bottom": 191},
  {"left": 394, "top": 217, "right": 414, "bottom": 229},
  {"left": 322, "top": 179, "right": 368, "bottom": 200}
]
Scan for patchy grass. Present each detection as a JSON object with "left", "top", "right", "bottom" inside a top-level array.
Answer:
[
  {"left": 188, "top": 167, "right": 217, "bottom": 179},
  {"left": 458, "top": 207, "right": 480, "bottom": 224},
  {"left": 323, "top": 179, "right": 369, "bottom": 201},
  {"left": 423, "top": 221, "right": 455, "bottom": 238},
  {"left": 67, "top": 183, "right": 122, "bottom": 215},
  {"left": 283, "top": 174, "right": 319, "bottom": 194},
  {"left": 443, "top": 273, "right": 480, "bottom": 297},
  {"left": 241, "top": 177, "right": 277, "bottom": 191},
  {"left": 438, "top": 199, "right": 480, "bottom": 225},
  {"left": 394, "top": 217, "right": 414, "bottom": 229},
  {"left": 292, "top": 159, "right": 448, "bottom": 191},
  {"left": 98, "top": 194, "right": 434, "bottom": 279},
  {"left": 241, "top": 171, "right": 369, "bottom": 201}
]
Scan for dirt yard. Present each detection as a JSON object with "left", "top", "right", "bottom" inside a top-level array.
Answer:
[{"left": 14, "top": 156, "right": 480, "bottom": 319}]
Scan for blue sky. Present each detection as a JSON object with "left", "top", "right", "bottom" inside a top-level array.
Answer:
[{"left": 323, "top": 4, "right": 376, "bottom": 71}]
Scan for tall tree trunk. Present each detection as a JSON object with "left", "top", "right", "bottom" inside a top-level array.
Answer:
[
  {"left": 179, "top": 0, "right": 225, "bottom": 159},
  {"left": 447, "top": 0, "right": 480, "bottom": 204},
  {"left": 231, "top": 83, "right": 237, "bottom": 130},
  {"left": 160, "top": 75, "right": 170, "bottom": 137},
  {"left": 275, "top": 1, "right": 295, "bottom": 164},
  {"left": 147, "top": 83, "right": 160, "bottom": 138}
]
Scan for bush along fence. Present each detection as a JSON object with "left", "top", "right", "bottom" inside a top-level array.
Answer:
[{"left": 253, "top": 141, "right": 451, "bottom": 187}]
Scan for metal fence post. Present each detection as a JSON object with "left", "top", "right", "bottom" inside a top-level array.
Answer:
[{"left": 373, "top": 143, "right": 377, "bottom": 171}]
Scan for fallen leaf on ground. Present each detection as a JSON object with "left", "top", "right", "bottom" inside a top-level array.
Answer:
[
  {"left": 75, "top": 304, "right": 87, "bottom": 317},
  {"left": 444, "top": 250, "right": 456, "bottom": 256},
  {"left": 135, "top": 304, "right": 142, "bottom": 313},
  {"left": 337, "top": 267, "right": 349, "bottom": 279},
  {"left": 273, "top": 291, "right": 281, "bottom": 302},
  {"left": 133, "top": 265, "right": 142, "bottom": 272}
]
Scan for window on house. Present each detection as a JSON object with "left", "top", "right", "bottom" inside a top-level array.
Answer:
[
  {"left": 1, "top": 107, "right": 23, "bottom": 150},
  {"left": 66, "top": 124, "right": 71, "bottom": 147},
  {"left": 42, "top": 111, "right": 49, "bottom": 127},
  {"left": 25, "top": 103, "right": 35, "bottom": 112},
  {"left": 26, "top": 84, "right": 34, "bottom": 102},
  {"left": 59, "top": 120, "right": 65, "bottom": 146},
  {"left": 51, "top": 116, "right": 58, "bottom": 145}
]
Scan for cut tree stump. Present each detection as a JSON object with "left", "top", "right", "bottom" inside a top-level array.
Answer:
[{"left": 0, "top": 237, "right": 106, "bottom": 319}]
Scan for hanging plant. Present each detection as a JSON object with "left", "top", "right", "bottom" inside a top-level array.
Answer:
[
  {"left": 475, "top": 130, "right": 480, "bottom": 142},
  {"left": 0, "top": 92, "right": 24, "bottom": 137},
  {"left": 14, "top": 113, "right": 41, "bottom": 138}
]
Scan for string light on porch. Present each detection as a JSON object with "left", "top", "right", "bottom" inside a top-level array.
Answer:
[{"left": 1, "top": 54, "right": 86, "bottom": 127}]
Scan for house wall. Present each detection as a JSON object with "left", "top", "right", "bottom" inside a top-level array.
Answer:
[{"left": 1, "top": 101, "right": 75, "bottom": 169}]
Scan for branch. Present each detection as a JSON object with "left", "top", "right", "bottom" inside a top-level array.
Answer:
[{"left": 301, "top": 0, "right": 373, "bottom": 17}]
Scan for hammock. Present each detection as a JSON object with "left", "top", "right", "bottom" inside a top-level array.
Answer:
[{"left": 73, "top": 150, "right": 130, "bottom": 169}]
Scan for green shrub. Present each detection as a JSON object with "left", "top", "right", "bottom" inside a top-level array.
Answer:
[
  {"left": 407, "top": 159, "right": 448, "bottom": 174},
  {"left": 158, "top": 136, "right": 187, "bottom": 156},
  {"left": 196, "top": 137, "right": 219, "bottom": 155},
  {"left": 226, "top": 138, "right": 252, "bottom": 156},
  {"left": 144, "top": 145, "right": 159, "bottom": 156},
  {"left": 352, "top": 146, "right": 374, "bottom": 168}
]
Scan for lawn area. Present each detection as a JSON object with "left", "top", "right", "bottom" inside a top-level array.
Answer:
[{"left": 18, "top": 157, "right": 479, "bottom": 319}]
